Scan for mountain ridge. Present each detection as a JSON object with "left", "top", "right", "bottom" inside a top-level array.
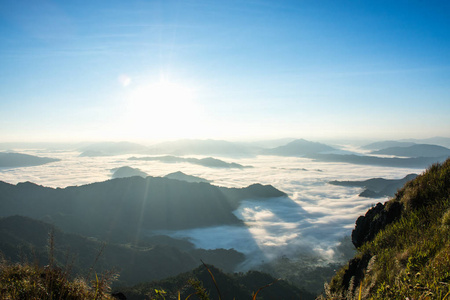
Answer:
[{"left": 0, "top": 176, "right": 286, "bottom": 242}]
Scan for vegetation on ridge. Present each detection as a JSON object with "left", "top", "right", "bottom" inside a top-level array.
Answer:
[{"left": 321, "top": 158, "right": 450, "bottom": 299}]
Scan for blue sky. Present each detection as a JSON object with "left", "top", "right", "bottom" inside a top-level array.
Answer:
[{"left": 1, "top": 0, "right": 449, "bottom": 142}]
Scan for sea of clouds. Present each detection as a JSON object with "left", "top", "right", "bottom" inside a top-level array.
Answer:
[{"left": 0, "top": 148, "right": 425, "bottom": 269}]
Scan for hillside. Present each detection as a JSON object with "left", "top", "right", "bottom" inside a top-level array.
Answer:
[
  {"left": 321, "top": 158, "right": 450, "bottom": 299},
  {"left": 0, "top": 216, "right": 245, "bottom": 287}
]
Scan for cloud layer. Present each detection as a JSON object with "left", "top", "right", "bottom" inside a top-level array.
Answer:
[{"left": 0, "top": 149, "right": 426, "bottom": 269}]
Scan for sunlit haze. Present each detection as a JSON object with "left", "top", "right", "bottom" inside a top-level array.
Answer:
[{"left": 1, "top": 1, "right": 449, "bottom": 142}]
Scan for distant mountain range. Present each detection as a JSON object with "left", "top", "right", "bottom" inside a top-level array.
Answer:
[
  {"left": 362, "top": 137, "right": 450, "bottom": 150},
  {"left": 401, "top": 136, "right": 450, "bottom": 148},
  {"left": 309, "top": 153, "right": 447, "bottom": 168},
  {"left": 330, "top": 174, "right": 418, "bottom": 198},
  {"left": 262, "top": 139, "right": 336, "bottom": 157},
  {"left": 258, "top": 138, "right": 447, "bottom": 168},
  {"left": 361, "top": 140, "right": 416, "bottom": 150},
  {"left": 371, "top": 144, "right": 450, "bottom": 158},
  {"left": 146, "top": 139, "right": 259, "bottom": 157},
  {"left": 129, "top": 155, "right": 252, "bottom": 169},
  {"left": 0, "top": 152, "right": 60, "bottom": 168},
  {"left": 78, "top": 141, "right": 149, "bottom": 156}
]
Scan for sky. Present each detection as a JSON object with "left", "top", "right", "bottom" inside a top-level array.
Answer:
[{"left": 1, "top": 0, "right": 449, "bottom": 142}]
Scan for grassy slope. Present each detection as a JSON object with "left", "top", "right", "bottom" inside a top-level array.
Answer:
[
  {"left": 323, "top": 159, "right": 450, "bottom": 299},
  {"left": 0, "top": 252, "right": 116, "bottom": 300}
]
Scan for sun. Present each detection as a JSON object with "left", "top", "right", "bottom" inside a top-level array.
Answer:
[{"left": 124, "top": 80, "right": 203, "bottom": 139}]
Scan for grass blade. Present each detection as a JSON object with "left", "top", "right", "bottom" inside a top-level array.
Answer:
[
  {"left": 252, "top": 278, "right": 279, "bottom": 300},
  {"left": 201, "top": 260, "right": 222, "bottom": 300}
]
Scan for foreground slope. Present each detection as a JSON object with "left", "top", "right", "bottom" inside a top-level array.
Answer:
[{"left": 321, "top": 158, "right": 450, "bottom": 299}]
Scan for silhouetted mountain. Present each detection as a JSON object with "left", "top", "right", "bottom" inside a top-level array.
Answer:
[
  {"left": 309, "top": 153, "right": 447, "bottom": 168},
  {"left": 262, "top": 139, "right": 335, "bottom": 157},
  {"left": 164, "top": 171, "right": 210, "bottom": 183},
  {"left": 0, "top": 152, "right": 60, "bottom": 168},
  {"left": 0, "top": 216, "right": 244, "bottom": 286},
  {"left": 0, "top": 177, "right": 285, "bottom": 242},
  {"left": 129, "top": 155, "right": 252, "bottom": 169},
  {"left": 371, "top": 144, "right": 450, "bottom": 157},
  {"left": 329, "top": 174, "right": 418, "bottom": 198},
  {"left": 119, "top": 264, "right": 316, "bottom": 300},
  {"left": 146, "top": 139, "right": 258, "bottom": 157},
  {"left": 111, "top": 166, "right": 148, "bottom": 179},
  {"left": 361, "top": 140, "right": 416, "bottom": 150},
  {"left": 79, "top": 141, "right": 148, "bottom": 156}
]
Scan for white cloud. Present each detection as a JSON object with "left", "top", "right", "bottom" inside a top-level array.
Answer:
[{"left": 0, "top": 148, "right": 425, "bottom": 269}]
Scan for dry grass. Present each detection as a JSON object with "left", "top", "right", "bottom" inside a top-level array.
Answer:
[{"left": 0, "top": 230, "right": 117, "bottom": 300}]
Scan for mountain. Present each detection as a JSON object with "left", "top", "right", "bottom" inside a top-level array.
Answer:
[
  {"left": 78, "top": 141, "right": 148, "bottom": 156},
  {"left": 118, "top": 264, "right": 316, "bottom": 300},
  {"left": 164, "top": 171, "right": 210, "bottom": 183},
  {"left": 329, "top": 174, "right": 418, "bottom": 198},
  {"left": 111, "top": 166, "right": 148, "bottom": 179},
  {"left": 262, "top": 139, "right": 336, "bottom": 157},
  {"left": 401, "top": 136, "right": 450, "bottom": 148},
  {"left": 371, "top": 144, "right": 450, "bottom": 158},
  {"left": 0, "top": 216, "right": 244, "bottom": 286},
  {"left": 245, "top": 138, "right": 296, "bottom": 148},
  {"left": 321, "top": 158, "right": 450, "bottom": 299},
  {"left": 129, "top": 155, "right": 252, "bottom": 169},
  {"left": 309, "top": 153, "right": 447, "bottom": 168},
  {"left": 146, "top": 139, "right": 258, "bottom": 157},
  {"left": 361, "top": 140, "right": 416, "bottom": 150},
  {"left": 0, "top": 152, "right": 60, "bottom": 168},
  {"left": 0, "top": 177, "right": 285, "bottom": 242}
]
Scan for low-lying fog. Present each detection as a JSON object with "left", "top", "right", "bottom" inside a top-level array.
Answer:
[{"left": 0, "top": 149, "right": 425, "bottom": 269}]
